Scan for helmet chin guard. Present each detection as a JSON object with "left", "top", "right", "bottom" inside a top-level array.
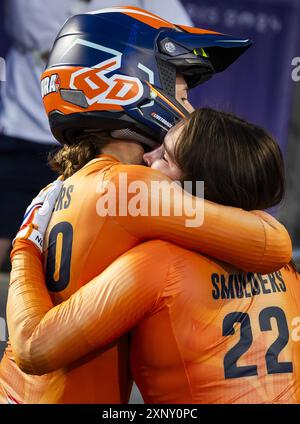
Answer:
[{"left": 41, "top": 6, "right": 252, "bottom": 145}]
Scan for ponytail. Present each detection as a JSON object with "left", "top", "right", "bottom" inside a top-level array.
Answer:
[{"left": 48, "top": 133, "right": 108, "bottom": 179}]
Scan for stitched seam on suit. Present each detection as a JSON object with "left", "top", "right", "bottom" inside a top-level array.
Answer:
[
  {"left": 163, "top": 244, "right": 195, "bottom": 403},
  {"left": 256, "top": 216, "right": 267, "bottom": 271}
]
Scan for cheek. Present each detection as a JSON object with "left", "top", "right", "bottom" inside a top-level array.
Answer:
[
  {"left": 151, "top": 160, "right": 171, "bottom": 177},
  {"left": 170, "top": 166, "right": 182, "bottom": 181}
]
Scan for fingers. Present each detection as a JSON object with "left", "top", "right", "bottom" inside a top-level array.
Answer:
[{"left": 13, "top": 179, "right": 64, "bottom": 252}]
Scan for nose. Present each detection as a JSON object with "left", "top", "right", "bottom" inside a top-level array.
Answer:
[{"left": 143, "top": 145, "right": 164, "bottom": 167}]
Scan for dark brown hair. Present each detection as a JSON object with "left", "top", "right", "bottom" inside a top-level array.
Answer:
[
  {"left": 174, "top": 108, "right": 285, "bottom": 211},
  {"left": 174, "top": 108, "right": 298, "bottom": 273}
]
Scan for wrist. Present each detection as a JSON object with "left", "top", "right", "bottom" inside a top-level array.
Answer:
[{"left": 11, "top": 238, "right": 43, "bottom": 261}]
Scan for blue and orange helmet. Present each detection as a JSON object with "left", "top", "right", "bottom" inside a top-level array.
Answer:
[{"left": 41, "top": 6, "right": 252, "bottom": 146}]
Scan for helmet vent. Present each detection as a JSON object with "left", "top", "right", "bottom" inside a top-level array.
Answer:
[
  {"left": 110, "top": 129, "right": 157, "bottom": 148},
  {"left": 156, "top": 58, "right": 176, "bottom": 98}
]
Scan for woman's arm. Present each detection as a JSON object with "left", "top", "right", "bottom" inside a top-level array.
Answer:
[
  {"left": 8, "top": 239, "right": 170, "bottom": 375},
  {"left": 108, "top": 164, "right": 291, "bottom": 274},
  {"left": 8, "top": 161, "right": 291, "bottom": 374}
]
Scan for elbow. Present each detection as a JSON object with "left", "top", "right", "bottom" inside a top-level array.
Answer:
[
  {"left": 16, "top": 362, "right": 42, "bottom": 376},
  {"left": 249, "top": 211, "right": 293, "bottom": 274},
  {"left": 14, "top": 354, "right": 46, "bottom": 376},
  {"left": 16, "top": 358, "right": 51, "bottom": 376},
  {"left": 8, "top": 321, "right": 55, "bottom": 376}
]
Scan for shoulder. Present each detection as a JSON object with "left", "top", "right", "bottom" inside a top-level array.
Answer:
[{"left": 130, "top": 241, "right": 220, "bottom": 275}]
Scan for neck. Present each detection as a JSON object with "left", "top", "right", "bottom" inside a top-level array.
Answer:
[{"left": 101, "top": 139, "right": 144, "bottom": 165}]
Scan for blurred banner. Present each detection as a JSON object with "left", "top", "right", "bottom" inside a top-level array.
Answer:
[{"left": 186, "top": 0, "right": 300, "bottom": 152}]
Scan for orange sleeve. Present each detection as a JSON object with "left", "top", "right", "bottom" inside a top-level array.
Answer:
[
  {"left": 8, "top": 239, "right": 170, "bottom": 375},
  {"left": 108, "top": 164, "right": 291, "bottom": 274}
]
